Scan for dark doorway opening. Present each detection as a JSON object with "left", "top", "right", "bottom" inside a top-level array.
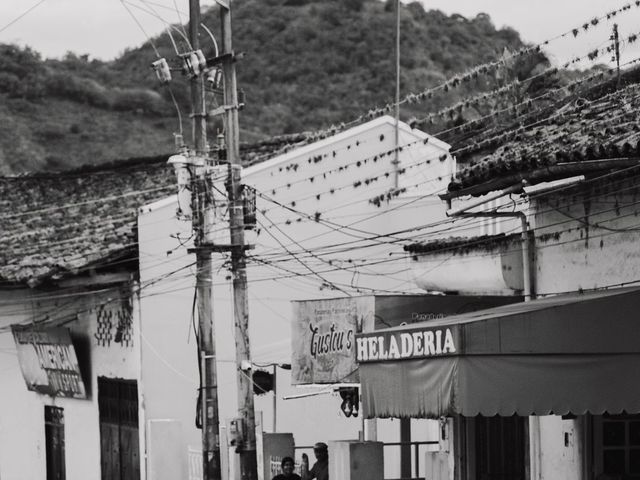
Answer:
[
  {"left": 45, "top": 406, "right": 66, "bottom": 480},
  {"left": 98, "top": 377, "right": 140, "bottom": 480},
  {"left": 475, "top": 415, "right": 526, "bottom": 480}
]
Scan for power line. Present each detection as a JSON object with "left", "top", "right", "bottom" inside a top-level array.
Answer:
[
  {"left": 120, "top": 0, "right": 162, "bottom": 58},
  {"left": 0, "top": 0, "right": 47, "bottom": 35}
]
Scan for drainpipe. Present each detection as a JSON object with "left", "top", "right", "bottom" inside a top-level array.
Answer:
[
  {"left": 446, "top": 184, "right": 540, "bottom": 479},
  {"left": 451, "top": 211, "right": 532, "bottom": 300},
  {"left": 446, "top": 182, "right": 534, "bottom": 300}
]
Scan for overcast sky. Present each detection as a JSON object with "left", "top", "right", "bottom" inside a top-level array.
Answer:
[{"left": 1, "top": 0, "right": 639, "bottom": 69}]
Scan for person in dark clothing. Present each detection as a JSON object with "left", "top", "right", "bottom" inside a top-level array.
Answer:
[
  {"left": 273, "top": 456, "right": 301, "bottom": 480},
  {"left": 309, "top": 442, "right": 328, "bottom": 480}
]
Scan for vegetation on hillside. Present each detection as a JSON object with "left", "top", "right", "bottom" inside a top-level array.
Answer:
[{"left": 0, "top": 0, "right": 572, "bottom": 173}]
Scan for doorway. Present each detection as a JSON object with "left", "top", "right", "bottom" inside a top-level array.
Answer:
[
  {"left": 460, "top": 415, "right": 527, "bottom": 480},
  {"left": 475, "top": 415, "right": 526, "bottom": 480},
  {"left": 45, "top": 406, "right": 66, "bottom": 480},
  {"left": 98, "top": 377, "right": 140, "bottom": 480}
]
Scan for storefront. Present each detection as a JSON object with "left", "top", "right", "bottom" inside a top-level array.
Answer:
[
  {"left": 290, "top": 294, "right": 520, "bottom": 478},
  {"left": 356, "top": 287, "right": 640, "bottom": 480}
]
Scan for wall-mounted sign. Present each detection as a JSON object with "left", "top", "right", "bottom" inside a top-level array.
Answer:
[
  {"left": 291, "top": 297, "right": 375, "bottom": 385},
  {"left": 355, "top": 325, "right": 460, "bottom": 363},
  {"left": 11, "top": 326, "right": 87, "bottom": 398},
  {"left": 291, "top": 295, "right": 519, "bottom": 384}
]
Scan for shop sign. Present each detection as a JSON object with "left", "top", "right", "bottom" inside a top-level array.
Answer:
[
  {"left": 291, "top": 295, "right": 517, "bottom": 381},
  {"left": 11, "top": 325, "right": 87, "bottom": 398},
  {"left": 355, "top": 325, "right": 461, "bottom": 363},
  {"left": 291, "top": 297, "right": 375, "bottom": 384}
]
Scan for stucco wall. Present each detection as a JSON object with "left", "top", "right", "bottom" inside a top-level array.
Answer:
[
  {"left": 0, "top": 285, "right": 141, "bottom": 480},
  {"left": 538, "top": 416, "right": 583, "bottom": 480},
  {"left": 534, "top": 179, "right": 640, "bottom": 294},
  {"left": 137, "top": 117, "right": 451, "bottom": 477},
  {"left": 137, "top": 201, "right": 203, "bottom": 480}
]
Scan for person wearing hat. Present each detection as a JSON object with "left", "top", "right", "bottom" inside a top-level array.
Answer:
[{"left": 309, "top": 442, "right": 328, "bottom": 480}]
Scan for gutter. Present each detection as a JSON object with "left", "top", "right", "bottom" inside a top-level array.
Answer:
[
  {"left": 445, "top": 181, "right": 533, "bottom": 299},
  {"left": 444, "top": 175, "right": 586, "bottom": 300},
  {"left": 441, "top": 157, "right": 640, "bottom": 201},
  {"left": 453, "top": 210, "right": 532, "bottom": 301}
]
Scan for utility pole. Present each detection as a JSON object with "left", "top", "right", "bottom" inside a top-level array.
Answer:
[
  {"left": 393, "top": 0, "right": 401, "bottom": 190},
  {"left": 219, "top": 3, "right": 259, "bottom": 480},
  {"left": 612, "top": 23, "right": 621, "bottom": 88},
  {"left": 189, "top": 0, "right": 221, "bottom": 479}
]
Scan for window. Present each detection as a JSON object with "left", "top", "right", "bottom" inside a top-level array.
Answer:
[
  {"left": 596, "top": 414, "right": 640, "bottom": 479},
  {"left": 45, "top": 406, "right": 66, "bottom": 480}
]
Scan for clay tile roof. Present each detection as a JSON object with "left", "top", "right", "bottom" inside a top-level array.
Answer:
[
  {"left": 404, "top": 233, "right": 520, "bottom": 255},
  {"left": 0, "top": 136, "right": 302, "bottom": 287},
  {"left": 0, "top": 157, "right": 174, "bottom": 286},
  {"left": 445, "top": 81, "right": 640, "bottom": 199}
]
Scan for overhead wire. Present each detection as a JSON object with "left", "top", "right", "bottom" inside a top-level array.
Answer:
[
  {"left": 6, "top": 6, "right": 640, "bottom": 312},
  {"left": 130, "top": 0, "right": 190, "bottom": 53},
  {"left": 0, "top": 0, "right": 47, "bottom": 35},
  {"left": 250, "top": 166, "right": 640, "bottom": 269},
  {"left": 241, "top": 0, "right": 640, "bottom": 153},
  {"left": 7, "top": 158, "right": 636, "bottom": 302},
  {"left": 120, "top": 0, "right": 162, "bottom": 58},
  {"left": 255, "top": 216, "right": 351, "bottom": 295}
]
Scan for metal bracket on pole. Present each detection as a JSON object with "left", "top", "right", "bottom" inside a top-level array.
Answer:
[
  {"left": 188, "top": 244, "right": 255, "bottom": 254},
  {"left": 208, "top": 104, "right": 242, "bottom": 117},
  {"left": 206, "top": 52, "right": 234, "bottom": 68},
  {"left": 215, "top": 0, "right": 229, "bottom": 8}
]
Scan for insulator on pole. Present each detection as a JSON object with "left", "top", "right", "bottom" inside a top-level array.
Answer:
[
  {"left": 195, "top": 49, "right": 207, "bottom": 71},
  {"left": 151, "top": 58, "right": 172, "bottom": 83},
  {"left": 206, "top": 68, "right": 223, "bottom": 88}
]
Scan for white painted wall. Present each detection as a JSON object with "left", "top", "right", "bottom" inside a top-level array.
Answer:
[
  {"left": 137, "top": 117, "right": 452, "bottom": 477},
  {"left": 0, "top": 285, "right": 141, "bottom": 480},
  {"left": 137, "top": 197, "right": 203, "bottom": 480},
  {"left": 533, "top": 179, "right": 640, "bottom": 295},
  {"left": 529, "top": 180, "right": 640, "bottom": 479},
  {"left": 415, "top": 178, "right": 640, "bottom": 480},
  {"left": 537, "top": 416, "right": 582, "bottom": 480}
]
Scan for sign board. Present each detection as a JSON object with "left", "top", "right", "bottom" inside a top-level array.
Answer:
[
  {"left": 11, "top": 326, "right": 87, "bottom": 398},
  {"left": 291, "top": 297, "right": 375, "bottom": 384},
  {"left": 355, "top": 325, "right": 461, "bottom": 363},
  {"left": 291, "top": 295, "right": 520, "bottom": 384}
]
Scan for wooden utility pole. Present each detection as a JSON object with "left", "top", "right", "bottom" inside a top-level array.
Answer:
[
  {"left": 219, "top": 3, "right": 259, "bottom": 480},
  {"left": 189, "top": 0, "right": 222, "bottom": 479},
  {"left": 393, "top": 0, "right": 401, "bottom": 190},
  {"left": 613, "top": 23, "right": 621, "bottom": 88}
]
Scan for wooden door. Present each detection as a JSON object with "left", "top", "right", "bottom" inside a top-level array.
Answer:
[
  {"left": 98, "top": 378, "right": 140, "bottom": 480},
  {"left": 45, "top": 406, "right": 66, "bottom": 480},
  {"left": 475, "top": 415, "right": 526, "bottom": 480}
]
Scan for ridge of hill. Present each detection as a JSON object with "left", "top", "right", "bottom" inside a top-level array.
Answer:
[{"left": 0, "top": 0, "right": 549, "bottom": 174}]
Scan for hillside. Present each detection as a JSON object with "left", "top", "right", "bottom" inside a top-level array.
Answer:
[{"left": 0, "top": 0, "right": 551, "bottom": 174}]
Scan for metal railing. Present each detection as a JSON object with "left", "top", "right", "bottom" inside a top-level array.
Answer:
[
  {"left": 294, "top": 440, "right": 438, "bottom": 480},
  {"left": 383, "top": 440, "right": 438, "bottom": 480}
]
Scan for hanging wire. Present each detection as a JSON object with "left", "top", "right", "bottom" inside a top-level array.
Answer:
[
  {"left": 138, "top": 0, "right": 192, "bottom": 49},
  {"left": 120, "top": 0, "right": 162, "bottom": 58},
  {"left": 127, "top": 0, "right": 189, "bottom": 54},
  {"left": 165, "top": 85, "right": 184, "bottom": 136},
  {"left": 171, "top": 0, "right": 189, "bottom": 39},
  {"left": 0, "top": 0, "right": 47, "bottom": 35},
  {"left": 200, "top": 23, "right": 220, "bottom": 57}
]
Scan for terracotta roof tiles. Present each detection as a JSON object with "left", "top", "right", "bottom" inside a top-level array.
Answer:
[
  {"left": 446, "top": 82, "right": 640, "bottom": 198},
  {"left": 0, "top": 135, "right": 300, "bottom": 286}
]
